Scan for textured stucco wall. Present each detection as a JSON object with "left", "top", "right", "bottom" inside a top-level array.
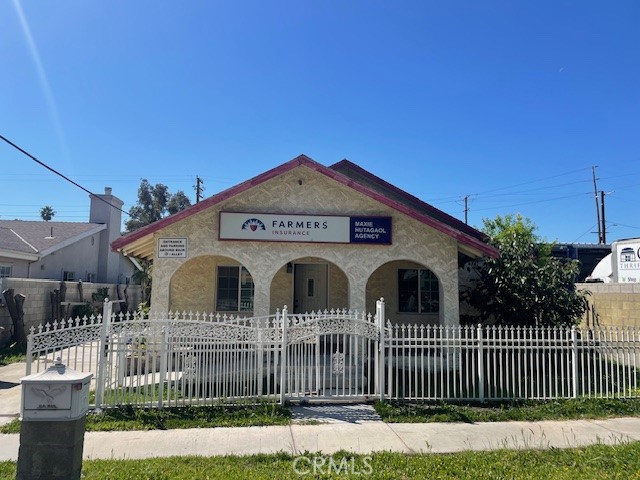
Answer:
[
  {"left": 270, "top": 264, "right": 292, "bottom": 312},
  {"left": 150, "top": 164, "right": 460, "bottom": 325},
  {"left": 170, "top": 256, "right": 220, "bottom": 313},
  {"left": 578, "top": 282, "right": 640, "bottom": 328}
]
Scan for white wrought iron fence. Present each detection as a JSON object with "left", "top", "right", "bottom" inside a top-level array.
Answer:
[
  {"left": 26, "top": 299, "right": 640, "bottom": 410},
  {"left": 384, "top": 323, "right": 640, "bottom": 401}
]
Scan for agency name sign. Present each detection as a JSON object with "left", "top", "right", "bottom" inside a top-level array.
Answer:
[{"left": 219, "top": 212, "right": 391, "bottom": 245}]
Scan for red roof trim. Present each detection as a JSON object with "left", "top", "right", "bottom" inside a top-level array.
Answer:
[{"left": 112, "top": 154, "right": 498, "bottom": 258}]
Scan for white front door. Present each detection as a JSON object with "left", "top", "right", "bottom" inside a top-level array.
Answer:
[{"left": 293, "top": 264, "right": 328, "bottom": 313}]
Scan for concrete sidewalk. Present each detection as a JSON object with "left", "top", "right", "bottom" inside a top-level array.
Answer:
[
  {"left": 1, "top": 414, "right": 640, "bottom": 461},
  {"left": 2, "top": 362, "right": 640, "bottom": 461},
  {"left": 0, "top": 361, "right": 25, "bottom": 427}
]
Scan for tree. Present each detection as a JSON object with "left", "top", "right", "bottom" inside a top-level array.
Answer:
[
  {"left": 461, "top": 214, "right": 588, "bottom": 327},
  {"left": 132, "top": 259, "right": 152, "bottom": 311},
  {"left": 167, "top": 191, "right": 192, "bottom": 215},
  {"left": 40, "top": 205, "right": 55, "bottom": 221},
  {"left": 125, "top": 179, "right": 192, "bottom": 232}
]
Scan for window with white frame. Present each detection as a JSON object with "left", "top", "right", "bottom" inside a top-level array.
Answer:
[
  {"left": 63, "top": 271, "right": 75, "bottom": 281},
  {"left": 216, "top": 266, "right": 254, "bottom": 312},
  {"left": 398, "top": 268, "right": 439, "bottom": 314},
  {"left": 0, "top": 265, "right": 12, "bottom": 278}
]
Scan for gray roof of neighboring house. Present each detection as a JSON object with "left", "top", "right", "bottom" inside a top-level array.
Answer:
[
  {"left": 0, "top": 226, "right": 37, "bottom": 254},
  {"left": 0, "top": 220, "right": 105, "bottom": 256}
]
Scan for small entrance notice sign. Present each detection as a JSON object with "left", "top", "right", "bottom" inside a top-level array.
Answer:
[{"left": 158, "top": 238, "right": 188, "bottom": 258}]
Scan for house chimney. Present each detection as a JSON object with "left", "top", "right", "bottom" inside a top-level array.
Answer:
[{"left": 89, "top": 187, "right": 124, "bottom": 283}]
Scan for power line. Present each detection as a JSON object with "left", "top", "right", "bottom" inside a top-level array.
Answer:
[
  {"left": 607, "top": 221, "right": 640, "bottom": 231},
  {"left": 420, "top": 169, "right": 593, "bottom": 205},
  {"left": 0, "top": 134, "right": 132, "bottom": 218},
  {"left": 470, "top": 192, "right": 591, "bottom": 212},
  {"left": 571, "top": 224, "right": 598, "bottom": 243},
  {"left": 470, "top": 166, "right": 592, "bottom": 196}
]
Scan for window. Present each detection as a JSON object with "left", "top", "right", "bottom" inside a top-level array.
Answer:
[
  {"left": 0, "top": 265, "right": 12, "bottom": 278},
  {"left": 216, "top": 266, "right": 254, "bottom": 312},
  {"left": 63, "top": 271, "right": 75, "bottom": 281},
  {"left": 86, "top": 273, "right": 96, "bottom": 283},
  {"left": 398, "top": 268, "right": 439, "bottom": 314}
]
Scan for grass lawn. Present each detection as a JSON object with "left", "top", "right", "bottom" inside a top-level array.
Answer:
[
  {"left": 0, "top": 343, "right": 26, "bottom": 367},
  {"left": 3, "top": 397, "right": 640, "bottom": 435},
  {"left": 1, "top": 443, "right": 640, "bottom": 479},
  {"left": 0, "top": 402, "right": 291, "bottom": 434},
  {"left": 374, "top": 397, "right": 640, "bottom": 423}
]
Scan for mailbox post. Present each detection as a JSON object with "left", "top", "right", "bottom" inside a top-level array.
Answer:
[{"left": 17, "top": 358, "right": 92, "bottom": 480}]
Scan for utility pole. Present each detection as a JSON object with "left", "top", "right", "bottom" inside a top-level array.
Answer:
[
  {"left": 463, "top": 195, "right": 469, "bottom": 225},
  {"left": 592, "top": 166, "right": 602, "bottom": 243},
  {"left": 194, "top": 176, "right": 205, "bottom": 203},
  {"left": 600, "top": 190, "right": 606, "bottom": 244}
]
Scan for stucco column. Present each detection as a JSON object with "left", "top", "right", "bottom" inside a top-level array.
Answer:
[
  {"left": 150, "top": 258, "right": 180, "bottom": 314},
  {"left": 252, "top": 272, "right": 272, "bottom": 317},
  {"left": 150, "top": 277, "right": 170, "bottom": 314},
  {"left": 347, "top": 272, "right": 367, "bottom": 314},
  {"left": 441, "top": 270, "right": 460, "bottom": 326}
]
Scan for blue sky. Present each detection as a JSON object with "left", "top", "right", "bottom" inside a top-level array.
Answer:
[{"left": 2, "top": 1, "right": 639, "bottom": 243}]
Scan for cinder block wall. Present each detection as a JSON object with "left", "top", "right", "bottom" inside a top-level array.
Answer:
[
  {"left": 577, "top": 282, "right": 640, "bottom": 328},
  {"left": 0, "top": 278, "right": 141, "bottom": 347}
]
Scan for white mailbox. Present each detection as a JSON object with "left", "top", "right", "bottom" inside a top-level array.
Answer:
[{"left": 21, "top": 358, "right": 93, "bottom": 421}]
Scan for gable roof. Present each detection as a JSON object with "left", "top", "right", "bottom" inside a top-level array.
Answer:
[
  {"left": 330, "top": 159, "right": 489, "bottom": 244},
  {"left": 112, "top": 155, "right": 499, "bottom": 259},
  {"left": 0, "top": 220, "right": 106, "bottom": 260}
]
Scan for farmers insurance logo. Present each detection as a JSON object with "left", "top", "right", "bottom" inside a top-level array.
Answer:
[{"left": 241, "top": 218, "right": 266, "bottom": 232}]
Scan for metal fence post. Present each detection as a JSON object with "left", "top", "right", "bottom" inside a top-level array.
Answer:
[
  {"left": 571, "top": 326, "right": 578, "bottom": 398},
  {"left": 279, "top": 306, "right": 288, "bottom": 406},
  {"left": 256, "top": 318, "right": 264, "bottom": 397},
  {"left": 376, "top": 298, "right": 385, "bottom": 402},
  {"left": 25, "top": 328, "right": 33, "bottom": 376},
  {"left": 95, "top": 299, "right": 112, "bottom": 411},
  {"left": 158, "top": 324, "right": 169, "bottom": 409},
  {"left": 477, "top": 324, "right": 484, "bottom": 402}
]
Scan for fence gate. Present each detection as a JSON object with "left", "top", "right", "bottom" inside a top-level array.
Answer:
[{"left": 281, "top": 306, "right": 383, "bottom": 402}]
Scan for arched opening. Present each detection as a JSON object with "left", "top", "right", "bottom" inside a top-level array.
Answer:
[
  {"left": 269, "top": 256, "right": 348, "bottom": 314},
  {"left": 366, "top": 260, "right": 441, "bottom": 325},
  {"left": 170, "top": 255, "right": 255, "bottom": 314}
]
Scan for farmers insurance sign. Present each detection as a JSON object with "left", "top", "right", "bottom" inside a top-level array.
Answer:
[{"left": 219, "top": 212, "right": 392, "bottom": 245}]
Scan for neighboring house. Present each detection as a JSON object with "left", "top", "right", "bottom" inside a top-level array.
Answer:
[
  {"left": 112, "top": 155, "right": 499, "bottom": 325},
  {"left": 0, "top": 188, "right": 136, "bottom": 284}
]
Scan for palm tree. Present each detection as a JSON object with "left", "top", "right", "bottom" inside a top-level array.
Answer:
[{"left": 40, "top": 205, "right": 55, "bottom": 221}]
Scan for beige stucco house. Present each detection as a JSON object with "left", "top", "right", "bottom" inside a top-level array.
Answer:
[{"left": 112, "top": 156, "right": 498, "bottom": 325}]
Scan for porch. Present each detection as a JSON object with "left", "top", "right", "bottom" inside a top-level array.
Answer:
[{"left": 165, "top": 255, "right": 451, "bottom": 326}]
